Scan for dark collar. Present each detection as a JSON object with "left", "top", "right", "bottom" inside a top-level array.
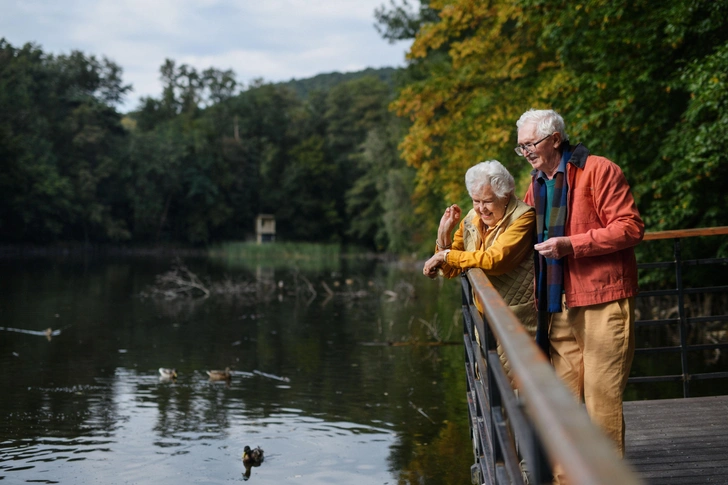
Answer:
[{"left": 568, "top": 142, "right": 590, "bottom": 169}]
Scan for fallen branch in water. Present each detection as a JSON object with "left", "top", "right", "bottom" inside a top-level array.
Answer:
[
  {"left": 140, "top": 263, "right": 423, "bottom": 312},
  {"left": 253, "top": 369, "right": 291, "bottom": 382},
  {"left": 141, "top": 260, "right": 274, "bottom": 302},
  {"left": 142, "top": 261, "right": 210, "bottom": 300},
  {"left": 409, "top": 400, "right": 435, "bottom": 424},
  {"left": 382, "top": 281, "right": 415, "bottom": 304},
  {"left": 419, "top": 313, "right": 442, "bottom": 341},
  {"left": 1, "top": 326, "right": 60, "bottom": 341}
]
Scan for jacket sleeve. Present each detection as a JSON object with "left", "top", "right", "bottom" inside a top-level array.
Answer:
[
  {"left": 442, "top": 210, "right": 535, "bottom": 276},
  {"left": 569, "top": 157, "right": 645, "bottom": 258}
]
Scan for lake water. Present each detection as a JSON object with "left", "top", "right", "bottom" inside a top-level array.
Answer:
[
  {"left": 0, "top": 252, "right": 472, "bottom": 484},
  {"left": 2, "top": 250, "right": 725, "bottom": 484}
]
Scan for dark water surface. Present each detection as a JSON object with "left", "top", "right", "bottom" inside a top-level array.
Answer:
[{"left": 0, "top": 254, "right": 472, "bottom": 484}]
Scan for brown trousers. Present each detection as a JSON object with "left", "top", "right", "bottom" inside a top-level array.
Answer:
[{"left": 549, "top": 296, "right": 635, "bottom": 483}]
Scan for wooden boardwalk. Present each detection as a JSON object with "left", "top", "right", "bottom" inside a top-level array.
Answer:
[{"left": 625, "top": 395, "right": 728, "bottom": 484}]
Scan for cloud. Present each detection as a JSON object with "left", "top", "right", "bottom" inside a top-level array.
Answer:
[{"left": 1, "top": 0, "right": 411, "bottom": 111}]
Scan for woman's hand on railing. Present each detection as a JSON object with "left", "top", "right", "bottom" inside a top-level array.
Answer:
[{"left": 423, "top": 252, "right": 445, "bottom": 279}]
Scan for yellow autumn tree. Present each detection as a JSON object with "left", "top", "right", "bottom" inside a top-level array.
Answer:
[
  {"left": 392, "top": 0, "right": 560, "bottom": 228},
  {"left": 392, "top": 0, "right": 728, "bottom": 242}
]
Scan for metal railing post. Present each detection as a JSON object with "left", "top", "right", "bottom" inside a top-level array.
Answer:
[{"left": 673, "top": 238, "right": 690, "bottom": 397}]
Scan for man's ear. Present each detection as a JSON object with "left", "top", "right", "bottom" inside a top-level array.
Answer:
[{"left": 552, "top": 132, "right": 562, "bottom": 149}]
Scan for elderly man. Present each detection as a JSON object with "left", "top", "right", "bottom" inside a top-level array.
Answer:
[{"left": 517, "top": 109, "right": 644, "bottom": 463}]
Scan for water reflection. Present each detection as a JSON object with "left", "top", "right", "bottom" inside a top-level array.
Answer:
[{"left": 0, "top": 254, "right": 471, "bottom": 484}]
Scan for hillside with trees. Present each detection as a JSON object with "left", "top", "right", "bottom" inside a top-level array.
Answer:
[
  {"left": 0, "top": 40, "right": 422, "bottom": 251},
  {"left": 277, "top": 67, "right": 397, "bottom": 99}
]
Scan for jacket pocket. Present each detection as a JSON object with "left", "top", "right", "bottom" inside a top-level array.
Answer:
[{"left": 570, "top": 187, "right": 598, "bottom": 224}]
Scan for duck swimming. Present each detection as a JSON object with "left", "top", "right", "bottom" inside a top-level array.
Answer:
[
  {"left": 242, "top": 445, "right": 264, "bottom": 466},
  {"left": 207, "top": 367, "right": 232, "bottom": 381},
  {"left": 158, "top": 368, "right": 177, "bottom": 379}
]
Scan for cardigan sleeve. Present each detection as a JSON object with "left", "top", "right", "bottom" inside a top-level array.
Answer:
[
  {"left": 436, "top": 217, "right": 468, "bottom": 279},
  {"left": 439, "top": 210, "right": 535, "bottom": 278}
]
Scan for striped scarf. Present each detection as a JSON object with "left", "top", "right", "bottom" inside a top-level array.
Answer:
[{"left": 533, "top": 150, "right": 571, "bottom": 354}]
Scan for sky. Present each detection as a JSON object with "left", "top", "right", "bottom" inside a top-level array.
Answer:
[{"left": 2, "top": 0, "right": 413, "bottom": 112}]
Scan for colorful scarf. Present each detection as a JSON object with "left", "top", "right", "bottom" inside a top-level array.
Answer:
[{"left": 533, "top": 150, "right": 571, "bottom": 354}]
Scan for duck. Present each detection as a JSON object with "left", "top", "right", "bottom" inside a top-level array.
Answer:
[
  {"left": 242, "top": 445, "right": 264, "bottom": 466},
  {"left": 158, "top": 368, "right": 178, "bottom": 379},
  {"left": 207, "top": 367, "right": 232, "bottom": 381}
]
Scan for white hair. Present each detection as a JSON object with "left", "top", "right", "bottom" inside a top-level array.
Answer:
[
  {"left": 465, "top": 160, "right": 515, "bottom": 200},
  {"left": 516, "top": 109, "right": 569, "bottom": 142}
]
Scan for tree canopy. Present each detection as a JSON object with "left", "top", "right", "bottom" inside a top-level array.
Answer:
[{"left": 383, "top": 0, "right": 728, "bottom": 247}]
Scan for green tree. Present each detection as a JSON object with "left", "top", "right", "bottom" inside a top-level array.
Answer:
[
  {"left": 229, "top": 82, "right": 303, "bottom": 222},
  {"left": 384, "top": 0, "right": 728, "bottom": 243},
  {"left": 325, "top": 76, "right": 392, "bottom": 241},
  {"left": 642, "top": 41, "right": 728, "bottom": 237},
  {"left": 279, "top": 135, "right": 340, "bottom": 241},
  {"left": 346, "top": 118, "right": 422, "bottom": 252},
  {"left": 0, "top": 40, "right": 131, "bottom": 243},
  {"left": 124, "top": 123, "right": 187, "bottom": 241}
]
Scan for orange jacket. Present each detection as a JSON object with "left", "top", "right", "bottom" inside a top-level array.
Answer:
[{"left": 524, "top": 144, "right": 644, "bottom": 308}]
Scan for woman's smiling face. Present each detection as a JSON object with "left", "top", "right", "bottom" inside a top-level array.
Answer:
[{"left": 471, "top": 185, "right": 508, "bottom": 227}]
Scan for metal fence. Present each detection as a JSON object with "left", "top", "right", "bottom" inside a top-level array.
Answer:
[
  {"left": 630, "top": 226, "right": 728, "bottom": 397},
  {"left": 462, "top": 226, "right": 728, "bottom": 484}
]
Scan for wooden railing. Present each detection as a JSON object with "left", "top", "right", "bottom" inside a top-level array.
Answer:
[
  {"left": 463, "top": 226, "right": 728, "bottom": 484},
  {"left": 462, "top": 270, "right": 643, "bottom": 485}
]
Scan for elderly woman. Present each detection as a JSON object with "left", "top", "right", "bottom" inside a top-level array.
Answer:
[{"left": 423, "top": 160, "right": 537, "bottom": 337}]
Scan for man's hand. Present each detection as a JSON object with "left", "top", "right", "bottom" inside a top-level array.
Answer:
[{"left": 534, "top": 237, "right": 573, "bottom": 260}]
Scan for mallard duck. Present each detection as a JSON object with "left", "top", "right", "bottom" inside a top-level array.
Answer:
[
  {"left": 242, "top": 445, "right": 264, "bottom": 466},
  {"left": 207, "top": 367, "right": 232, "bottom": 381},
  {"left": 159, "top": 368, "right": 177, "bottom": 379}
]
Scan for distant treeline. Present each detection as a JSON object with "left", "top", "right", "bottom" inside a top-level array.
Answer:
[
  {"left": 279, "top": 67, "right": 397, "bottom": 99},
  {"left": 0, "top": 39, "right": 420, "bottom": 251}
]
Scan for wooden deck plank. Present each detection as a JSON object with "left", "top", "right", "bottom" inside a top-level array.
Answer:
[{"left": 624, "top": 395, "right": 728, "bottom": 485}]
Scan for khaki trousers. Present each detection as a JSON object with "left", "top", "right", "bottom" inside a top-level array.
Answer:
[{"left": 549, "top": 295, "right": 635, "bottom": 458}]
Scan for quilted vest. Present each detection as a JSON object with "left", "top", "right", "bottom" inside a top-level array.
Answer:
[{"left": 462, "top": 198, "right": 537, "bottom": 334}]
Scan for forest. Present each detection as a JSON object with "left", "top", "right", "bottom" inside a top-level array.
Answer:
[{"left": 1, "top": 0, "right": 727, "bottom": 255}]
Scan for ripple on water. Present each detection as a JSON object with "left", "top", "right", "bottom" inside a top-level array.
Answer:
[{"left": 3, "top": 369, "right": 399, "bottom": 484}]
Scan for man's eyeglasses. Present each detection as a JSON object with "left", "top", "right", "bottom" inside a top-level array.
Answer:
[{"left": 515, "top": 133, "right": 553, "bottom": 157}]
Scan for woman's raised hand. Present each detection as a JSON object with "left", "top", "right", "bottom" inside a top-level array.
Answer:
[{"left": 437, "top": 204, "right": 461, "bottom": 247}]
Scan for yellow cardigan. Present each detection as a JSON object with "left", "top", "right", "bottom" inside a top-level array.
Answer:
[
  {"left": 436, "top": 199, "right": 537, "bottom": 379},
  {"left": 438, "top": 206, "right": 535, "bottom": 278}
]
